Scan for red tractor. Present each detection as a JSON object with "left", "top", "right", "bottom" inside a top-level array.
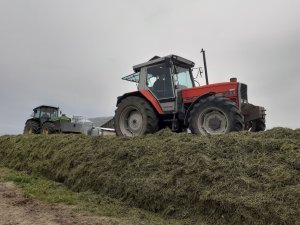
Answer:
[{"left": 114, "top": 50, "right": 266, "bottom": 136}]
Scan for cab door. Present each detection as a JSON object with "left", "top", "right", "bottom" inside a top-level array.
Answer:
[{"left": 143, "top": 63, "right": 175, "bottom": 113}]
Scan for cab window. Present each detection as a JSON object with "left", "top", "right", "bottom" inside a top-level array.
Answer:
[
  {"left": 146, "top": 64, "right": 173, "bottom": 99},
  {"left": 33, "top": 109, "right": 40, "bottom": 118},
  {"left": 173, "top": 66, "right": 194, "bottom": 89},
  {"left": 40, "top": 108, "right": 58, "bottom": 119}
]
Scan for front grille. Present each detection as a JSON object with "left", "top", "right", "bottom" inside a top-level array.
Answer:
[{"left": 240, "top": 83, "right": 248, "bottom": 101}]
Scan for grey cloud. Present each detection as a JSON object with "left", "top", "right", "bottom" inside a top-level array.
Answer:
[{"left": 1, "top": 0, "right": 300, "bottom": 134}]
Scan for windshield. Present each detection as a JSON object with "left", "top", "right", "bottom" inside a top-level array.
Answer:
[
  {"left": 39, "top": 107, "right": 58, "bottom": 119},
  {"left": 173, "top": 66, "right": 194, "bottom": 89},
  {"left": 33, "top": 107, "right": 58, "bottom": 118}
]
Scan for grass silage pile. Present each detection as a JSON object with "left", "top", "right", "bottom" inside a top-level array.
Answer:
[{"left": 0, "top": 128, "right": 299, "bottom": 225}]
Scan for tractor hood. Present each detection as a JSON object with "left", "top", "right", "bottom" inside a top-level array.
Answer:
[{"left": 181, "top": 82, "right": 239, "bottom": 103}]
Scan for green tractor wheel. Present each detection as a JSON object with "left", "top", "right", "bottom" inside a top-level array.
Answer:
[
  {"left": 41, "top": 122, "right": 56, "bottom": 135},
  {"left": 24, "top": 120, "right": 40, "bottom": 134}
]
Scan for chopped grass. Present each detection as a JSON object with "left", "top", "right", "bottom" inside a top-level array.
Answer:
[
  {"left": 0, "top": 128, "right": 299, "bottom": 225},
  {"left": 0, "top": 167, "right": 188, "bottom": 225}
]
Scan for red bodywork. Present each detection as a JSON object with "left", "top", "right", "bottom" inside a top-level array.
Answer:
[
  {"left": 138, "top": 82, "right": 240, "bottom": 115},
  {"left": 124, "top": 82, "right": 239, "bottom": 115},
  {"left": 139, "top": 90, "right": 163, "bottom": 114},
  {"left": 118, "top": 90, "right": 164, "bottom": 114},
  {"left": 182, "top": 82, "right": 239, "bottom": 107}
]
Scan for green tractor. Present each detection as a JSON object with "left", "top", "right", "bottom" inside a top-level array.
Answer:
[{"left": 23, "top": 105, "right": 82, "bottom": 134}]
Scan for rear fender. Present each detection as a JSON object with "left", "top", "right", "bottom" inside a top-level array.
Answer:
[
  {"left": 117, "top": 90, "right": 163, "bottom": 114},
  {"left": 25, "top": 118, "right": 41, "bottom": 126},
  {"left": 183, "top": 92, "right": 215, "bottom": 126}
]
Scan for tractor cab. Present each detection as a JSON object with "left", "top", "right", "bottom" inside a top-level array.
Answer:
[
  {"left": 32, "top": 105, "right": 59, "bottom": 120},
  {"left": 122, "top": 55, "right": 195, "bottom": 102}
]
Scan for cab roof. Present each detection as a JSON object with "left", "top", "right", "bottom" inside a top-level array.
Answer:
[
  {"left": 33, "top": 105, "right": 59, "bottom": 111},
  {"left": 133, "top": 55, "right": 195, "bottom": 72}
]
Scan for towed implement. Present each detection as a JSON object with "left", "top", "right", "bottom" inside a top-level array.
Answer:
[{"left": 24, "top": 105, "right": 88, "bottom": 134}]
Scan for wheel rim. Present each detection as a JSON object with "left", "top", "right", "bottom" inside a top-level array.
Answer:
[
  {"left": 42, "top": 128, "right": 49, "bottom": 135},
  {"left": 119, "top": 106, "right": 143, "bottom": 136},
  {"left": 198, "top": 108, "right": 228, "bottom": 134}
]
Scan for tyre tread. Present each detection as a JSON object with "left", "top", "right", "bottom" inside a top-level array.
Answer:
[
  {"left": 114, "top": 96, "right": 159, "bottom": 136},
  {"left": 188, "top": 95, "right": 244, "bottom": 134}
]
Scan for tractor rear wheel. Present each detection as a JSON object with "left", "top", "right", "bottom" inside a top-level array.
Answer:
[
  {"left": 114, "top": 96, "right": 159, "bottom": 136},
  {"left": 23, "top": 120, "right": 40, "bottom": 134},
  {"left": 41, "top": 122, "right": 56, "bottom": 134},
  {"left": 188, "top": 95, "right": 244, "bottom": 135}
]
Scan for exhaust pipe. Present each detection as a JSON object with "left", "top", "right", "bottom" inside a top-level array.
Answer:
[{"left": 201, "top": 49, "right": 209, "bottom": 85}]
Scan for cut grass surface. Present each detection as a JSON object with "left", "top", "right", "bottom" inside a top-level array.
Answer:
[
  {"left": 0, "top": 128, "right": 299, "bottom": 225},
  {"left": 0, "top": 167, "right": 189, "bottom": 225}
]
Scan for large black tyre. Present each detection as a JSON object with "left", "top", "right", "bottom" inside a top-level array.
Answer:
[
  {"left": 252, "top": 119, "right": 266, "bottom": 132},
  {"left": 188, "top": 95, "right": 244, "bottom": 135},
  {"left": 114, "top": 96, "right": 159, "bottom": 136},
  {"left": 23, "top": 120, "right": 40, "bottom": 134},
  {"left": 41, "top": 122, "right": 56, "bottom": 134}
]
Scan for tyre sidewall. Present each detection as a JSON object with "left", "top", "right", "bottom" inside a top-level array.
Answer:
[
  {"left": 41, "top": 122, "right": 56, "bottom": 134},
  {"left": 115, "top": 96, "right": 157, "bottom": 136},
  {"left": 24, "top": 120, "right": 40, "bottom": 134},
  {"left": 189, "top": 96, "right": 243, "bottom": 134}
]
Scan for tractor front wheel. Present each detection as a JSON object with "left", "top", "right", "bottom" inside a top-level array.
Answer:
[
  {"left": 188, "top": 95, "right": 244, "bottom": 135},
  {"left": 114, "top": 96, "right": 159, "bottom": 136},
  {"left": 41, "top": 122, "right": 56, "bottom": 134},
  {"left": 23, "top": 120, "right": 40, "bottom": 134}
]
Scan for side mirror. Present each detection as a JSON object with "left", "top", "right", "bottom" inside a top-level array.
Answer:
[
  {"left": 192, "top": 67, "right": 203, "bottom": 79},
  {"left": 199, "top": 67, "right": 203, "bottom": 75}
]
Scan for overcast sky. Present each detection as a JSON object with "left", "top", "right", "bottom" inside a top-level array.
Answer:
[{"left": 1, "top": 0, "right": 300, "bottom": 135}]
